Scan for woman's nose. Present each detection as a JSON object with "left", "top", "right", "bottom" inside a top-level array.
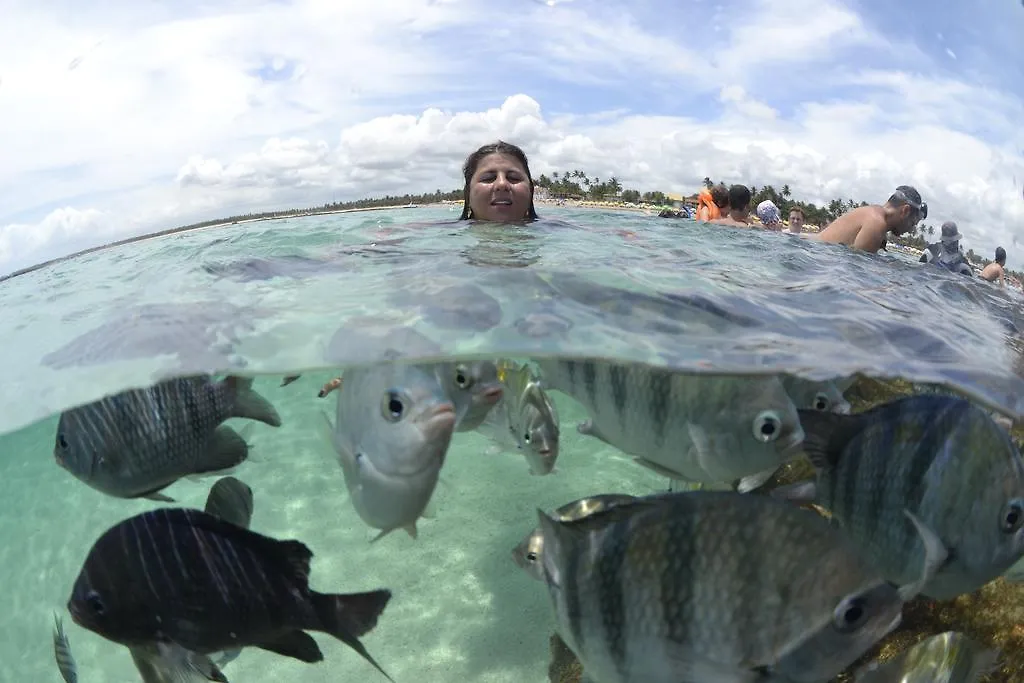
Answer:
[{"left": 493, "top": 173, "right": 511, "bottom": 189}]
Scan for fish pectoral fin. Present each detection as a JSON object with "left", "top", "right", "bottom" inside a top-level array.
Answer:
[
  {"left": 195, "top": 426, "right": 249, "bottom": 475},
  {"left": 211, "top": 647, "right": 242, "bottom": 668},
  {"left": 734, "top": 467, "right": 778, "bottom": 494},
  {"left": 898, "top": 509, "right": 951, "bottom": 601},
  {"left": 133, "top": 642, "right": 229, "bottom": 683},
  {"left": 633, "top": 457, "right": 690, "bottom": 480},
  {"left": 254, "top": 630, "right": 323, "bottom": 663},
  {"left": 795, "top": 409, "right": 865, "bottom": 471},
  {"left": 225, "top": 375, "right": 282, "bottom": 427},
  {"left": 142, "top": 491, "right": 176, "bottom": 503},
  {"left": 768, "top": 480, "right": 818, "bottom": 503}
]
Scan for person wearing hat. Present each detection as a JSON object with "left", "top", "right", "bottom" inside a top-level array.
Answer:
[
  {"left": 979, "top": 247, "right": 1007, "bottom": 286},
  {"left": 816, "top": 185, "right": 926, "bottom": 253},
  {"left": 919, "top": 221, "right": 973, "bottom": 277}
]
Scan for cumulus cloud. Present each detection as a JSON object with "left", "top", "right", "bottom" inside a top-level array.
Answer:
[{"left": 1, "top": 0, "right": 1022, "bottom": 275}]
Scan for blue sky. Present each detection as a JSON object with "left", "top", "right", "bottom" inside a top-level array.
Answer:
[{"left": 0, "top": 0, "right": 1022, "bottom": 274}]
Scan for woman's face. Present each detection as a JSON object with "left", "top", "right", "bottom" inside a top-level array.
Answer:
[{"left": 468, "top": 153, "right": 532, "bottom": 222}]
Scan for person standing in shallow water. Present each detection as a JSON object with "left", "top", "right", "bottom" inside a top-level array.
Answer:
[
  {"left": 458, "top": 141, "right": 539, "bottom": 223},
  {"left": 979, "top": 247, "right": 1008, "bottom": 286},
  {"left": 815, "top": 185, "right": 926, "bottom": 254},
  {"left": 710, "top": 184, "right": 754, "bottom": 227}
]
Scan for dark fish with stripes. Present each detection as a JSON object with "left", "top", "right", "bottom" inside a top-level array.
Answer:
[
  {"left": 535, "top": 359, "right": 804, "bottom": 484},
  {"left": 512, "top": 494, "right": 636, "bottom": 580},
  {"left": 479, "top": 360, "right": 560, "bottom": 475},
  {"left": 854, "top": 631, "right": 998, "bottom": 683},
  {"left": 202, "top": 476, "right": 255, "bottom": 669},
  {"left": 67, "top": 507, "right": 394, "bottom": 679},
  {"left": 773, "top": 394, "right": 1024, "bottom": 600},
  {"left": 53, "top": 613, "right": 78, "bottom": 683},
  {"left": 534, "top": 490, "right": 915, "bottom": 683},
  {"left": 54, "top": 375, "right": 281, "bottom": 502}
]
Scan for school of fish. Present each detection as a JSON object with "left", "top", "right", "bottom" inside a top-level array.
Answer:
[{"left": 42, "top": 349, "right": 1024, "bottom": 683}]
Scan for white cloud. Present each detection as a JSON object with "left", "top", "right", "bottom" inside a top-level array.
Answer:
[{"left": 1, "top": 0, "right": 1022, "bottom": 275}]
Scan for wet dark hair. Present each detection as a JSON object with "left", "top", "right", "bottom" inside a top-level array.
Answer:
[
  {"left": 728, "top": 184, "right": 752, "bottom": 210},
  {"left": 458, "top": 141, "right": 539, "bottom": 221},
  {"left": 710, "top": 183, "right": 729, "bottom": 209},
  {"left": 996, "top": 246, "right": 1007, "bottom": 264}
]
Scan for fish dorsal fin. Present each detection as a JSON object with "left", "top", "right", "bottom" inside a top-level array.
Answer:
[
  {"left": 795, "top": 409, "right": 868, "bottom": 472},
  {"left": 158, "top": 508, "right": 313, "bottom": 586}
]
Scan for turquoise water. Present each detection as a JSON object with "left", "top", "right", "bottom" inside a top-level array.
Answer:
[{"left": 2, "top": 204, "right": 1023, "bottom": 682}]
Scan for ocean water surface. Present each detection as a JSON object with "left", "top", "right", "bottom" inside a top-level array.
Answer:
[{"left": 1, "top": 204, "right": 1023, "bottom": 683}]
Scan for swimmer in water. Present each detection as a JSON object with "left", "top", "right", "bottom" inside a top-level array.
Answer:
[
  {"left": 816, "top": 185, "right": 925, "bottom": 253},
  {"left": 710, "top": 184, "right": 754, "bottom": 227},
  {"left": 755, "top": 200, "right": 783, "bottom": 231},
  {"left": 458, "top": 141, "right": 538, "bottom": 223},
  {"left": 783, "top": 206, "right": 805, "bottom": 234},
  {"left": 696, "top": 183, "right": 729, "bottom": 221},
  {"left": 979, "top": 246, "right": 1007, "bottom": 286},
  {"left": 920, "top": 221, "right": 972, "bottom": 277}
]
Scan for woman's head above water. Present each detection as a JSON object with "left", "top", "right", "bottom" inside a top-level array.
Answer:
[{"left": 459, "top": 141, "right": 539, "bottom": 222}]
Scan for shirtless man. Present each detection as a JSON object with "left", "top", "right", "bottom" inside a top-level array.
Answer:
[
  {"left": 979, "top": 247, "right": 1007, "bottom": 286},
  {"left": 710, "top": 184, "right": 754, "bottom": 227},
  {"left": 816, "top": 185, "right": 926, "bottom": 253},
  {"left": 783, "top": 207, "right": 805, "bottom": 234}
]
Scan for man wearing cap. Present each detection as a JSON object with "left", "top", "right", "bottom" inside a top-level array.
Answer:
[
  {"left": 816, "top": 185, "right": 926, "bottom": 253},
  {"left": 920, "top": 221, "right": 973, "bottom": 277},
  {"left": 979, "top": 247, "right": 1007, "bottom": 286}
]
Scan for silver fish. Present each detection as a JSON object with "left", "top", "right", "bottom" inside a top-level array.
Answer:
[
  {"left": 533, "top": 490, "right": 920, "bottom": 683},
  {"left": 54, "top": 375, "right": 281, "bottom": 502},
  {"left": 535, "top": 358, "right": 804, "bottom": 484},
  {"left": 129, "top": 642, "right": 227, "bottom": 683},
  {"left": 320, "top": 359, "right": 456, "bottom": 542},
  {"left": 479, "top": 360, "right": 560, "bottom": 475},
  {"left": 434, "top": 360, "right": 504, "bottom": 432},
  {"left": 53, "top": 613, "right": 78, "bottom": 683},
  {"left": 780, "top": 375, "right": 851, "bottom": 414},
  {"left": 512, "top": 494, "right": 637, "bottom": 581},
  {"left": 855, "top": 631, "right": 999, "bottom": 683},
  {"left": 774, "top": 394, "right": 1024, "bottom": 600}
]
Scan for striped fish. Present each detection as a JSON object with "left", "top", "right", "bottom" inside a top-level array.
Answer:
[
  {"left": 534, "top": 358, "right": 804, "bottom": 484},
  {"left": 855, "top": 631, "right": 999, "bottom": 683},
  {"left": 774, "top": 394, "right": 1024, "bottom": 600},
  {"left": 67, "top": 507, "right": 395, "bottom": 680},
  {"left": 54, "top": 375, "right": 281, "bottom": 502},
  {"left": 512, "top": 494, "right": 637, "bottom": 580},
  {"left": 52, "top": 613, "right": 77, "bottom": 683},
  {"left": 534, "top": 490, "right": 908, "bottom": 683}
]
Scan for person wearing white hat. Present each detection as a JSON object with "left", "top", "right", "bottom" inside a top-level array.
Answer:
[{"left": 920, "top": 221, "right": 973, "bottom": 277}]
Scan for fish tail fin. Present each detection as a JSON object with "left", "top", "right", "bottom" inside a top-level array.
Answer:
[
  {"left": 312, "top": 589, "right": 394, "bottom": 681},
  {"left": 225, "top": 376, "right": 282, "bottom": 427}
]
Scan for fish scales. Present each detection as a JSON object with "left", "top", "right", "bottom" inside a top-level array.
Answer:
[
  {"left": 796, "top": 394, "right": 1024, "bottom": 600},
  {"left": 543, "top": 492, "right": 895, "bottom": 682}
]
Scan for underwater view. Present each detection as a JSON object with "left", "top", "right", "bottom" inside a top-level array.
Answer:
[{"left": 3, "top": 204, "right": 1024, "bottom": 683}]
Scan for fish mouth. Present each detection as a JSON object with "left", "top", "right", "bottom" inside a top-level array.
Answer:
[
  {"left": 426, "top": 402, "right": 457, "bottom": 427},
  {"left": 67, "top": 599, "right": 84, "bottom": 628},
  {"left": 779, "top": 429, "right": 806, "bottom": 455},
  {"left": 481, "top": 385, "right": 504, "bottom": 404}
]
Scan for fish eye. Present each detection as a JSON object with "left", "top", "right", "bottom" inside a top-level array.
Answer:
[
  {"left": 57, "top": 433, "right": 69, "bottom": 449},
  {"left": 832, "top": 596, "right": 868, "bottom": 633},
  {"left": 813, "top": 393, "right": 831, "bottom": 411},
  {"left": 85, "top": 590, "right": 106, "bottom": 616},
  {"left": 526, "top": 551, "right": 538, "bottom": 562},
  {"left": 523, "top": 432, "right": 532, "bottom": 444},
  {"left": 752, "top": 410, "right": 782, "bottom": 443},
  {"left": 454, "top": 364, "right": 473, "bottom": 389},
  {"left": 1001, "top": 501, "right": 1024, "bottom": 533},
  {"left": 380, "top": 390, "right": 406, "bottom": 422}
]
